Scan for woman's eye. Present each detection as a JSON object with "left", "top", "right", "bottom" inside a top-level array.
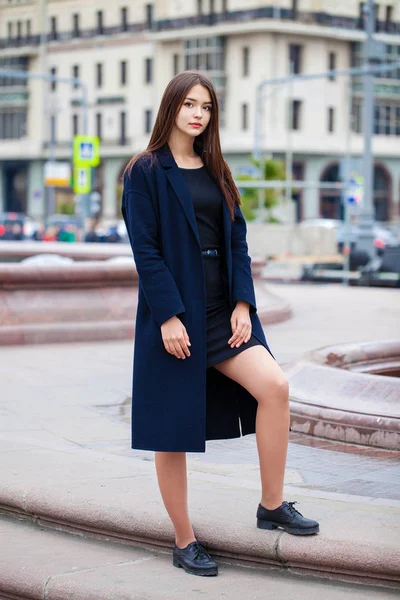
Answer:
[{"left": 184, "top": 102, "right": 211, "bottom": 110}]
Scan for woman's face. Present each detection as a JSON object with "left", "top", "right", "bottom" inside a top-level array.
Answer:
[{"left": 175, "top": 84, "right": 212, "bottom": 138}]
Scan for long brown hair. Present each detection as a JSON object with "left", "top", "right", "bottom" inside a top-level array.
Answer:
[{"left": 123, "top": 70, "right": 241, "bottom": 220}]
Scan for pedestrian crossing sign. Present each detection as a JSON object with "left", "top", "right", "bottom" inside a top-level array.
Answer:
[
  {"left": 73, "top": 135, "right": 100, "bottom": 167},
  {"left": 73, "top": 166, "right": 91, "bottom": 194}
]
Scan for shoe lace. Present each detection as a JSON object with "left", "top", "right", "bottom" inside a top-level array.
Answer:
[
  {"left": 287, "top": 501, "right": 304, "bottom": 517},
  {"left": 193, "top": 542, "right": 211, "bottom": 561}
]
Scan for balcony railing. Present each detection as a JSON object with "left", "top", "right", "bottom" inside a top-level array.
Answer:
[
  {"left": 0, "top": 22, "right": 145, "bottom": 50},
  {"left": 155, "top": 8, "right": 400, "bottom": 34},
  {"left": 1, "top": 8, "right": 399, "bottom": 50}
]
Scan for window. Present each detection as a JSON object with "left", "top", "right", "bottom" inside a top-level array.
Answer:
[
  {"left": 72, "top": 114, "right": 79, "bottom": 136},
  {"left": 210, "top": 0, "right": 215, "bottom": 13},
  {"left": 291, "top": 100, "right": 302, "bottom": 130},
  {"left": 121, "top": 6, "right": 128, "bottom": 31},
  {"left": 197, "top": 0, "right": 203, "bottom": 15},
  {"left": 72, "top": 65, "right": 79, "bottom": 89},
  {"left": 328, "top": 52, "right": 336, "bottom": 81},
  {"left": 26, "top": 20, "right": 31, "bottom": 38},
  {"left": 289, "top": 44, "right": 302, "bottom": 74},
  {"left": 145, "top": 109, "right": 152, "bottom": 134},
  {"left": 352, "top": 99, "right": 400, "bottom": 136},
  {"left": 96, "top": 113, "right": 102, "bottom": 140},
  {"left": 386, "top": 5, "right": 393, "bottom": 31},
  {"left": 292, "top": 0, "right": 298, "bottom": 18},
  {"left": 242, "top": 47, "right": 249, "bottom": 77},
  {"left": 222, "top": 0, "right": 228, "bottom": 11},
  {"left": 17, "top": 21, "right": 22, "bottom": 39},
  {"left": 396, "top": 106, "right": 400, "bottom": 136},
  {"left": 73, "top": 13, "right": 80, "bottom": 37},
  {"left": 120, "top": 111, "right": 127, "bottom": 145},
  {"left": 50, "top": 115, "right": 56, "bottom": 144},
  {"left": 145, "top": 58, "right": 153, "bottom": 83},
  {"left": 50, "top": 67, "right": 57, "bottom": 92},
  {"left": 351, "top": 99, "right": 362, "bottom": 134},
  {"left": 183, "top": 36, "right": 226, "bottom": 124},
  {"left": 359, "top": 2, "right": 365, "bottom": 27},
  {"left": 50, "top": 16, "right": 57, "bottom": 39},
  {"left": 328, "top": 107, "right": 335, "bottom": 133},
  {"left": 97, "top": 11, "right": 104, "bottom": 35},
  {"left": 0, "top": 109, "right": 27, "bottom": 139},
  {"left": 0, "top": 56, "right": 28, "bottom": 88},
  {"left": 7, "top": 22, "right": 13, "bottom": 39},
  {"left": 173, "top": 53, "right": 179, "bottom": 76},
  {"left": 241, "top": 103, "right": 248, "bottom": 130},
  {"left": 96, "top": 63, "right": 103, "bottom": 88},
  {"left": 120, "top": 61, "right": 127, "bottom": 85},
  {"left": 145, "top": 3, "right": 153, "bottom": 29}
]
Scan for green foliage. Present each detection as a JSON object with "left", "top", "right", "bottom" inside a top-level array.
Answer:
[
  {"left": 55, "top": 198, "right": 75, "bottom": 215},
  {"left": 235, "top": 174, "right": 258, "bottom": 221},
  {"left": 236, "top": 156, "right": 286, "bottom": 222}
]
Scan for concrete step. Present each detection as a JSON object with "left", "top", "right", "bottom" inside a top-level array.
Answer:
[
  {"left": 1, "top": 442, "right": 400, "bottom": 589},
  {"left": 0, "top": 514, "right": 397, "bottom": 600}
]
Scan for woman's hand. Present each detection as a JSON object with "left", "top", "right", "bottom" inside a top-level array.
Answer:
[
  {"left": 161, "top": 316, "right": 191, "bottom": 359},
  {"left": 229, "top": 301, "right": 251, "bottom": 348}
]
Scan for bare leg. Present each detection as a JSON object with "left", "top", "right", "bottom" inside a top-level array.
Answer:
[
  {"left": 155, "top": 451, "right": 196, "bottom": 548},
  {"left": 214, "top": 345, "right": 290, "bottom": 510}
]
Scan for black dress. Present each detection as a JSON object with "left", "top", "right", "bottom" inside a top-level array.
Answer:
[{"left": 179, "top": 165, "right": 262, "bottom": 369}]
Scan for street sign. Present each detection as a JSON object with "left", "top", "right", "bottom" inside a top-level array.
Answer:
[
  {"left": 73, "top": 166, "right": 91, "bottom": 194},
  {"left": 73, "top": 135, "right": 100, "bottom": 167},
  {"left": 44, "top": 161, "right": 71, "bottom": 187},
  {"left": 345, "top": 174, "right": 364, "bottom": 205}
]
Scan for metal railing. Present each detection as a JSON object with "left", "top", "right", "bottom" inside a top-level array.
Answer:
[
  {"left": 0, "top": 22, "right": 145, "bottom": 50},
  {"left": 1, "top": 7, "right": 399, "bottom": 49}
]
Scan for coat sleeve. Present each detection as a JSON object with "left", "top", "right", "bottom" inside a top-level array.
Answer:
[
  {"left": 231, "top": 203, "right": 257, "bottom": 314},
  {"left": 121, "top": 163, "right": 186, "bottom": 327}
]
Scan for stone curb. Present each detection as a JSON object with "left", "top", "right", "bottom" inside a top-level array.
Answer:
[
  {"left": 0, "top": 448, "right": 399, "bottom": 588},
  {"left": 0, "top": 281, "right": 290, "bottom": 346},
  {"left": 283, "top": 341, "right": 400, "bottom": 450}
]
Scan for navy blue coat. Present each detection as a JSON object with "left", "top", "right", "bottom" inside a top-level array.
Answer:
[{"left": 121, "top": 144, "right": 275, "bottom": 452}]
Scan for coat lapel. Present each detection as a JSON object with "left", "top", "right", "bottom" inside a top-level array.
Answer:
[
  {"left": 156, "top": 144, "right": 232, "bottom": 278},
  {"left": 157, "top": 144, "right": 201, "bottom": 248}
]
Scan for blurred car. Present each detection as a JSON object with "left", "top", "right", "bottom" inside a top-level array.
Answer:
[
  {"left": 0, "top": 212, "right": 40, "bottom": 241},
  {"left": 44, "top": 214, "right": 84, "bottom": 242},
  {"left": 44, "top": 213, "right": 84, "bottom": 230},
  {"left": 299, "top": 218, "right": 399, "bottom": 252}
]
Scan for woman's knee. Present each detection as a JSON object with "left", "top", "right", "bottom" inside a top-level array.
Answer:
[{"left": 258, "top": 373, "right": 289, "bottom": 406}]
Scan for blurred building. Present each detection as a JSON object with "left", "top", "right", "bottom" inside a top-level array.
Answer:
[{"left": 0, "top": 0, "right": 400, "bottom": 223}]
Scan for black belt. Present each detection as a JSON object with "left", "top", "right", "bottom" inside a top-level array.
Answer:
[{"left": 202, "top": 249, "right": 220, "bottom": 256}]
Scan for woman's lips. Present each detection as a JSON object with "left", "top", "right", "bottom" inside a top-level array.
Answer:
[{"left": 189, "top": 123, "right": 201, "bottom": 128}]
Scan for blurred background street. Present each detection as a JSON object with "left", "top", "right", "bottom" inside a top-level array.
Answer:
[{"left": 1, "top": 0, "right": 400, "bottom": 284}]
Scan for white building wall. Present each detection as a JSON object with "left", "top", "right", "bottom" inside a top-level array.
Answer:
[{"left": 1, "top": 0, "right": 400, "bottom": 221}]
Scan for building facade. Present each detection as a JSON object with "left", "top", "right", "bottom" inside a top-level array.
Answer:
[{"left": 1, "top": 0, "right": 400, "bottom": 222}]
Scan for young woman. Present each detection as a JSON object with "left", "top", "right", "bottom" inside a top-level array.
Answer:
[{"left": 122, "top": 71, "right": 319, "bottom": 578}]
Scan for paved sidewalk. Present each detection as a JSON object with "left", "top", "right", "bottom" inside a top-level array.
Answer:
[{"left": 1, "top": 283, "right": 399, "bottom": 594}]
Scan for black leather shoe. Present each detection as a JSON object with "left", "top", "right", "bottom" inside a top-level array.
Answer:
[
  {"left": 173, "top": 541, "right": 218, "bottom": 576},
  {"left": 257, "top": 501, "right": 319, "bottom": 535}
]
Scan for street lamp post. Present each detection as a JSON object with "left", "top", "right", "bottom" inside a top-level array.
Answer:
[{"left": 357, "top": 0, "right": 377, "bottom": 257}]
